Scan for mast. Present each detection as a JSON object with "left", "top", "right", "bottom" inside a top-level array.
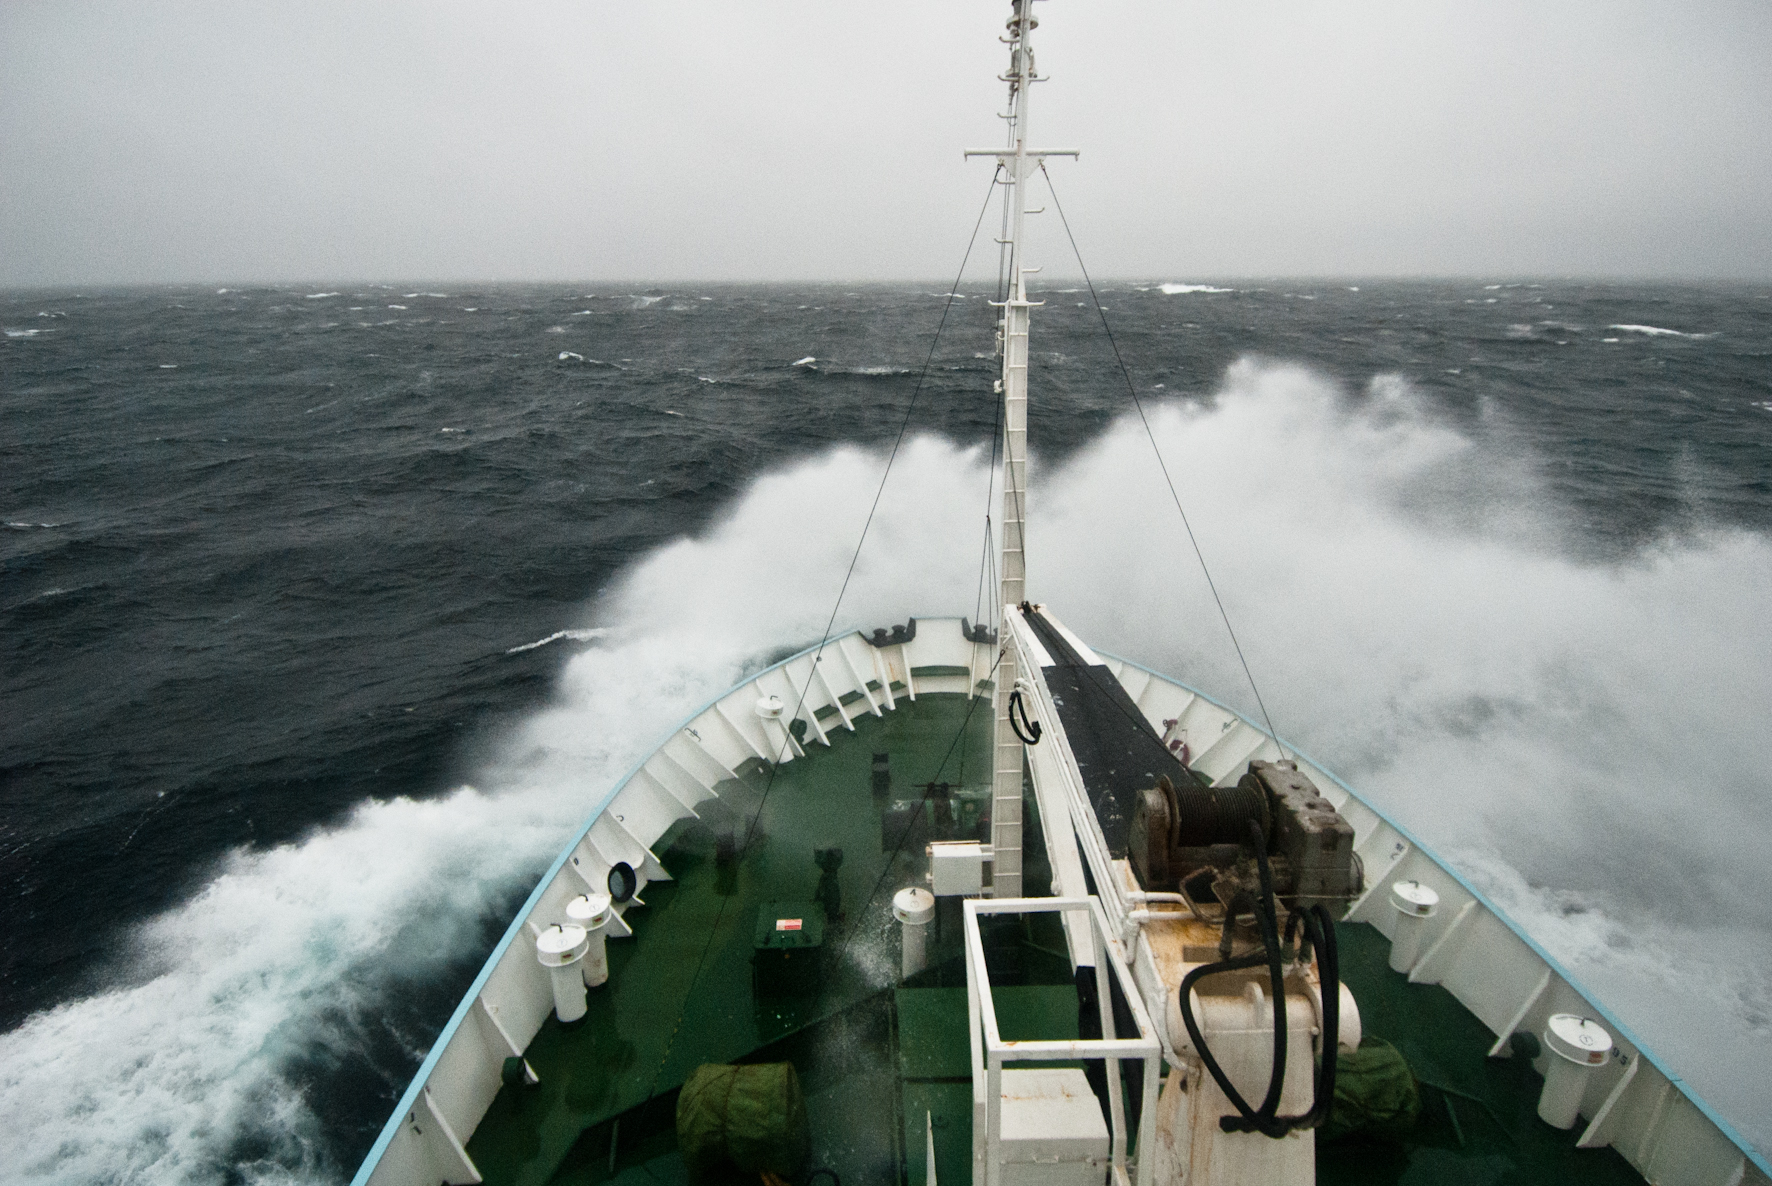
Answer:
[{"left": 967, "top": 0, "right": 1073, "bottom": 899}]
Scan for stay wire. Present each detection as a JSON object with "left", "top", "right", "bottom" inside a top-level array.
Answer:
[
  {"left": 838, "top": 647, "right": 1006, "bottom": 969},
  {"left": 632, "top": 169, "right": 1006, "bottom": 1123},
  {"left": 1039, "top": 162, "right": 1288, "bottom": 759},
  {"left": 973, "top": 356, "right": 1007, "bottom": 637}
]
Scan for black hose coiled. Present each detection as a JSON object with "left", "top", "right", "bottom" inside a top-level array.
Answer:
[
  {"left": 1175, "top": 820, "right": 1342, "bottom": 1138},
  {"left": 1008, "top": 688, "right": 1042, "bottom": 745}
]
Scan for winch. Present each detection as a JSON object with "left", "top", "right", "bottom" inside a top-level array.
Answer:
[{"left": 1128, "top": 759, "right": 1360, "bottom": 917}]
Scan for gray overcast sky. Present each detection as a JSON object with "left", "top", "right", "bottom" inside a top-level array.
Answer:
[{"left": 3, "top": 0, "right": 1770, "bottom": 286}]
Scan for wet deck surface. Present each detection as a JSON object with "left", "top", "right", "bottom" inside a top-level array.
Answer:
[
  {"left": 460, "top": 689, "right": 1646, "bottom": 1186},
  {"left": 1323, "top": 922, "right": 1643, "bottom": 1186},
  {"left": 466, "top": 693, "right": 1004, "bottom": 1186}
]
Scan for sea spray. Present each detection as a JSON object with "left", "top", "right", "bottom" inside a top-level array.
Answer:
[{"left": 3, "top": 343, "right": 1769, "bottom": 1177}]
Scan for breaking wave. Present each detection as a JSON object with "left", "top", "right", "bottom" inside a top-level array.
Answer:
[
  {"left": 1609, "top": 323, "right": 1717, "bottom": 339},
  {"left": 1, "top": 362, "right": 1767, "bottom": 1180}
]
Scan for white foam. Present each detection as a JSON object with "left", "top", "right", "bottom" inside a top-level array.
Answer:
[
  {"left": 792, "top": 357, "right": 816, "bottom": 367},
  {"left": 504, "top": 627, "right": 611, "bottom": 655},
  {"left": 5, "top": 328, "right": 42, "bottom": 338},
  {"left": 387, "top": 305, "right": 407, "bottom": 311},
  {"left": 1609, "top": 324, "right": 1715, "bottom": 339},
  {"left": 1158, "top": 283, "right": 1233, "bottom": 295},
  {"left": 558, "top": 352, "right": 584, "bottom": 362},
  {"left": 304, "top": 293, "right": 338, "bottom": 300},
  {"left": 4, "top": 377, "right": 1769, "bottom": 1177},
  {"left": 3, "top": 504, "right": 930, "bottom": 1174},
  {"left": 1030, "top": 359, "right": 1772, "bottom": 1153}
]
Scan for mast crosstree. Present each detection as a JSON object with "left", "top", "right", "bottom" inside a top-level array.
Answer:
[{"left": 965, "top": 0, "right": 1074, "bottom": 898}]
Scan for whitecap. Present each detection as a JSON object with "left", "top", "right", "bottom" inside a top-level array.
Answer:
[
  {"left": 158, "top": 364, "right": 179, "bottom": 369},
  {"left": 5, "top": 328, "right": 42, "bottom": 338},
  {"left": 504, "top": 627, "right": 610, "bottom": 655},
  {"left": 558, "top": 351, "right": 585, "bottom": 362},
  {"left": 545, "top": 326, "right": 565, "bottom": 334},
  {"left": 1609, "top": 324, "right": 1715, "bottom": 339},
  {"left": 663, "top": 409, "right": 685, "bottom": 416},
  {"left": 439, "top": 427, "right": 467, "bottom": 434},
  {"left": 1159, "top": 283, "right": 1233, "bottom": 295},
  {"left": 387, "top": 304, "right": 407, "bottom": 310},
  {"left": 792, "top": 356, "right": 816, "bottom": 367},
  {"left": 304, "top": 292, "right": 338, "bottom": 299}
]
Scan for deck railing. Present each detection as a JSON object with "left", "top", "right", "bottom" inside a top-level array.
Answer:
[{"left": 964, "top": 896, "right": 1162, "bottom": 1186}]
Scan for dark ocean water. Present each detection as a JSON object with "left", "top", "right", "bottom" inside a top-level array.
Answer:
[{"left": 3, "top": 281, "right": 1769, "bottom": 1181}]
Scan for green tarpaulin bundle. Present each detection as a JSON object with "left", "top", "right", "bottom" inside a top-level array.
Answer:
[
  {"left": 1322, "top": 1037, "right": 1421, "bottom": 1142},
  {"left": 677, "top": 1063, "right": 810, "bottom": 1183}
]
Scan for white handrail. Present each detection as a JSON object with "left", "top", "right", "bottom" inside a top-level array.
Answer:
[{"left": 965, "top": 896, "right": 1161, "bottom": 1186}]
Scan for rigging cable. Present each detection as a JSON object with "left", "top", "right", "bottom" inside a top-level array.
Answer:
[
  {"left": 632, "top": 169, "right": 1006, "bottom": 1132},
  {"left": 1039, "top": 161, "right": 1289, "bottom": 761}
]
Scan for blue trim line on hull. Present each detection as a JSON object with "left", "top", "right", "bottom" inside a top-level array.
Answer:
[
  {"left": 1099, "top": 650, "right": 1771, "bottom": 1177},
  {"left": 350, "top": 633, "right": 845, "bottom": 1186},
  {"left": 353, "top": 638, "right": 1768, "bottom": 1182}
]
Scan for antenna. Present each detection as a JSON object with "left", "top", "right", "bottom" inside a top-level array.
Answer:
[{"left": 963, "top": 0, "right": 1075, "bottom": 899}]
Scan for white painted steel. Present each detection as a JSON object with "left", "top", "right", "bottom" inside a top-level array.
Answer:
[
  {"left": 1540, "top": 1015, "right": 1614, "bottom": 1129},
  {"left": 984, "top": 0, "right": 1055, "bottom": 901},
  {"left": 356, "top": 620, "right": 994, "bottom": 1186},
  {"left": 564, "top": 893, "right": 613, "bottom": 987},
  {"left": 356, "top": 618, "right": 1770, "bottom": 1186},
  {"left": 1387, "top": 880, "right": 1440, "bottom": 973},
  {"left": 965, "top": 897, "right": 1161, "bottom": 1186},
  {"left": 1092, "top": 650, "right": 1771, "bottom": 1186},
  {"left": 535, "top": 925, "right": 589, "bottom": 1023},
  {"left": 894, "top": 887, "right": 935, "bottom": 980}
]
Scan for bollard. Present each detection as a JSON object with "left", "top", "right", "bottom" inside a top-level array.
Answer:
[
  {"left": 893, "top": 887, "right": 936, "bottom": 980},
  {"left": 535, "top": 924, "right": 591, "bottom": 1023},
  {"left": 1538, "top": 1015, "right": 1612, "bottom": 1129},
  {"left": 1387, "top": 880, "right": 1440, "bottom": 974},
  {"left": 566, "top": 892, "right": 615, "bottom": 987}
]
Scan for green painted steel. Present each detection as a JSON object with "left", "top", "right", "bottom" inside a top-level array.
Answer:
[
  {"left": 457, "top": 688, "right": 1661, "bottom": 1186},
  {"left": 1320, "top": 922, "right": 1644, "bottom": 1185},
  {"left": 465, "top": 694, "right": 993, "bottom": 1186}
]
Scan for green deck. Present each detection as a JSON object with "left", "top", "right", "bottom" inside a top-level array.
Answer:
[
  {"left": 1321, "top": 922, "right": 1642, "bottom": 1186},
  {"left": 461, "top": 692, "right": 1646, "bottom": 1186}
]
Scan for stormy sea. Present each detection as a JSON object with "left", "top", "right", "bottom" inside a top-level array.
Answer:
[{"left": 3, "top": 280, "right": 1769, "bottom": 1181}]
